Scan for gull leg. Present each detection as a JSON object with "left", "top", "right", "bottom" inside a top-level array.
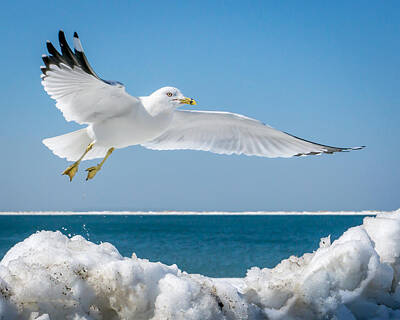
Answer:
[
  {"left": 62, "top": 142, "right": 94, "bottom": 182},
  {"left": 85, "top": 147, "right": 115, "bottom": 181}
]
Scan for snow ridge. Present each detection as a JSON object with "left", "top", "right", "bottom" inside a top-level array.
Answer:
[{"left": 0, "top": 210, "right": 400, "bottom": 319}]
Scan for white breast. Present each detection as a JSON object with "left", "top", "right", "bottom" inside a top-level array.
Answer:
[{"left": 91, "top": 108, "right": 173, "bottom": 149}]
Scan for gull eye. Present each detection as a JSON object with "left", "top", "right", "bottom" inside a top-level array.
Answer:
[{"left": 166, "top": 92, "right": 173, "bottom": 97}]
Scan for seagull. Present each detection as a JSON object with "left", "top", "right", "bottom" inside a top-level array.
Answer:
[{"left": 41, "top": 31, "right": 364, "bottom": 181}]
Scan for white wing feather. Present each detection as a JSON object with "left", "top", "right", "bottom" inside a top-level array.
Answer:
[
  {"left": 142, "top": 110, "right": 364, "bottom": 158},
  {"left": 41, "top": 31, "right": 140, "bottom": 125},
  {"left": 41, "top": 65, "right": 139, "bottom": 124}
]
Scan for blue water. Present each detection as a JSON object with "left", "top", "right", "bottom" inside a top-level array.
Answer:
[{"left": 0, "top": 215, "right": 366, "bottom": 277}]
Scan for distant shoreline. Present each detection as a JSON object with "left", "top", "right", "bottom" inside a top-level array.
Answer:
[{"left": 0, "top": 210, "right": 389, "bottom": 216}]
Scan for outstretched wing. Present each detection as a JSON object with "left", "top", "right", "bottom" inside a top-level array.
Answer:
[
  {"left": 41, "top": 30, "right": 141, "bottom": 124},
  {"left": 142, "top": 110, "right": 365, "bottom": 158}
]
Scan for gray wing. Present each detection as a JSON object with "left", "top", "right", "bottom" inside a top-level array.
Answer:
[
  {"left": 41, "top": 30, "right": 141, "bottom": 124},
  {"left": 142, "top": 110, "right": 365, "bottom": 158}
]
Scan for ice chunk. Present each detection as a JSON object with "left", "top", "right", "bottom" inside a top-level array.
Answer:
[
  {"left": 319, "top": 235, "right": 331, "bottom": 248},
  {"left": 0, "top": 210, "right": 399, "bottom": 319},
  {"left": 243, "top": 210, "right": 400, "bottom": 319}
]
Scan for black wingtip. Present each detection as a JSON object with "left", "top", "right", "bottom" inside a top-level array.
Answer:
[
  {"left": 58, "top": 30, "right": 79, "bottom": 67},
  {"left": 58, "top": 30, "right": 70, "bottom": 50},
  {"left": 58, "top": 30, "right": 66, "bottom": 42},
  {"left": 46, "top": 41, "right": 58, "bottom": 55},
  {"left": 41, "top": 30, "right": 104, "bottom": 83},
  {"left": 42, "top": 55, "right": 50, "bottom": 67}
]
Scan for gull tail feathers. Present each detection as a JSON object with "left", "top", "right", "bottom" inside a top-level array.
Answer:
[{"left": 43, "top": 128, "right": 107, "bottom": 161}]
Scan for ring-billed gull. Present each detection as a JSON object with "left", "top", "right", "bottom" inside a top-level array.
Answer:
[{"left": 41, "top": 31, "right": 364, "bottom": 181}]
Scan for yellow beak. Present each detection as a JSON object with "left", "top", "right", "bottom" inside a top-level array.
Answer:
[{"left": 179, "top": 97, "right": 197, "bottom": 105}]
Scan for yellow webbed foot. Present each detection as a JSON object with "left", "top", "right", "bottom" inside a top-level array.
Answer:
[
  {"left": 85, "top": 147, "right": 114, "bottom": 181},
  {"left": 85, "top": 164, "right": 101, "bottom": 181},
  {"left": 62, "top": 162, "right": 80, "bottom": 182}
]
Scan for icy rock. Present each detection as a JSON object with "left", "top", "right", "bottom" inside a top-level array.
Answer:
[{"left": 0, "top": 210, "right": 399, "bottom": 319}]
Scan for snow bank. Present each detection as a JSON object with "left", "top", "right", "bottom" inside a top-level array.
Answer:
[
  {"left": 0, "top": 210, "right": 382, "bottom": 215},
  {"left": 0, "top": 211, "right": 400, "bottom": 320}
]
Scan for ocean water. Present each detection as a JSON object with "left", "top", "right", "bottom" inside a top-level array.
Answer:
[{"left": 0, "top": 214, "right": 367, "bottom": 277}]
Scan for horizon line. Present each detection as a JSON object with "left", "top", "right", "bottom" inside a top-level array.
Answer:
[{"left": 0, "top": 210, "right": 396, "bottom": 216}]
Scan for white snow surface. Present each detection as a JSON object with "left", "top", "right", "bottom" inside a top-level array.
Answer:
[
  {"left": 0, "top": 210, "right": 400, "bottom": 320},
  {"left": 0, "top": 210, "right": 382, "bottom": 216}
]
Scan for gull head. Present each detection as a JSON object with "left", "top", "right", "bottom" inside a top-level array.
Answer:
[
  {"left": 150, "top": 87, "right": 197, "bottom": 109},
  {"left": 142, "top": 87, "right": 197, "bottom": 115}
]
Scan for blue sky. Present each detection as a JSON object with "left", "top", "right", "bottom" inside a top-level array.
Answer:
[{"left": 0, "top": 1, "right": 399, "bottom": 211}]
